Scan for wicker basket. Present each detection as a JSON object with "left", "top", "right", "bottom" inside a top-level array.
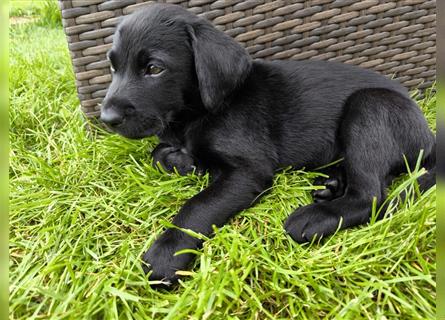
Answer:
[{"left": 59, "top": 0, "right": 436, "bottom": 118}]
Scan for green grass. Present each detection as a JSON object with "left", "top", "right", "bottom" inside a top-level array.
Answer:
[
  {"left": 9, "top": 14, "right": 436, "bottom": 320},
  {"left": 9, "top": 0, "right": 61, "bottom": 27},
  {"left": 9, "top": 0, "right": 41, "bottom": 18}
]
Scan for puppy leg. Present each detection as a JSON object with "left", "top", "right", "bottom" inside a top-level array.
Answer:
[
  {"left": 285, "top": 166, "right": 385, "bottom": 243},
  {"left": 312, "top": 165, "right": 346, "bottom": 203},
  {"left": 143, "top": 167, "right": 272, "bottom": 285},
  {"left": 151, "top": 143, "right": 203, "bottom": 175},
  {"left": 285, "top": 88, "right": 435, "bottom": 243}
]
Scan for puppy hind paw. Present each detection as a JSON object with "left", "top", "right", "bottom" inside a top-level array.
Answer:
[
  {"left": 312, "top": 175, "right": 345, "bottom": 203},
  {"left": 284, "top": 204, "right": 341, "bottom": 243}
]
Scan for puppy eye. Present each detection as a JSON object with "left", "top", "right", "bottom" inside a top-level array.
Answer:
[{"left": 145, "top": 64, "right": 164, "bottom": 76}]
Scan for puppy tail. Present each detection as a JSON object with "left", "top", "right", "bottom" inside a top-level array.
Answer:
[
  {"left": 418, "top": 142, "right": 436, "bottom": 193},
  {"left": 378, "top": 144, "right": 436, "bottom": 219}
]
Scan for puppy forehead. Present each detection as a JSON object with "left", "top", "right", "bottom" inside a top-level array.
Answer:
[{"left": 114, "top": 5, "right": 191, "bottom": 57}]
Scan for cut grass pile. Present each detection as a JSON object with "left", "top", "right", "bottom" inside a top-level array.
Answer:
[{"left": 9, "top": 14, "right": 436, "bottom": 320}]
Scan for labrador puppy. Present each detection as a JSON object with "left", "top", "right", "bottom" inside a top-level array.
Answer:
[{"left": 100, "top": 4, "right": 436, "bottom": 285}]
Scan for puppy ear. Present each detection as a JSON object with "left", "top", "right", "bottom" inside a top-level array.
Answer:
[{"left": 187, "top": 22, "right": 252, "bottom": 111}]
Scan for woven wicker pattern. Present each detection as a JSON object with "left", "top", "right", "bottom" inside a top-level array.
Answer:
[{"left": 59, "top": 0, "right": 436, "bottom": 118}]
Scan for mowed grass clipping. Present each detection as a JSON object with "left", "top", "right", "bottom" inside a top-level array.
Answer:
[{"left": 10, "top": 19, "right": 436, "bottom": 320}]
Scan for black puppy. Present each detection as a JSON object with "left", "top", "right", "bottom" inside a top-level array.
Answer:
[{"left": 101, "top": 4, "right": 436, "bottom": 285}]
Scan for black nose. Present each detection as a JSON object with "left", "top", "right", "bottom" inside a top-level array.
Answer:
[{"left": 100, "top": 107, "right": 123, "bottom": 126}]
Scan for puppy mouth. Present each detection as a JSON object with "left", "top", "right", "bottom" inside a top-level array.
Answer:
[
  {"left": 105, "top": 115, "right": 165, "bottom": 139},
  {"left": 102, "top": 118, "right": 130, "bottom": 135},
  {"left": 103, "top": 118, "right": 125, "bottom": 130}
]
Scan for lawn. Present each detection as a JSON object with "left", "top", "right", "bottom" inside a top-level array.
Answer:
[{"left": 9, "top": 4, "right": 436, "bottom": 320}]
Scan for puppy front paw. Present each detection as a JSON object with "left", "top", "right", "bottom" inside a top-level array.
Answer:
[
  {"left": 151, "top": 143, "right": 198, "bottom": 175},
  {"left": 142, "top": 229, "right": 200, "bottom": 288},
  {"left": 284, "top": 204, "right": 342, "bottom": 243}
]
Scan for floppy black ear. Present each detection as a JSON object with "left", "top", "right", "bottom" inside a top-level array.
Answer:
[{"left": 187, "top": 22, "right": 252, "bottom": 111}]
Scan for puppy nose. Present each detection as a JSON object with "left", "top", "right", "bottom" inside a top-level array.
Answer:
[{"left": 100, "top": 107, "right": 123, "bottom": 126}]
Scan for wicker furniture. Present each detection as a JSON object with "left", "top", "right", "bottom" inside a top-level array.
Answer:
[{"left": 59, "top": 0, "right": 436, "bottom": 119}]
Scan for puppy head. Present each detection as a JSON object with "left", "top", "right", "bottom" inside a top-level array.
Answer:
[{"left": 101, "top": 4, "right": 252, "bottom": 139}]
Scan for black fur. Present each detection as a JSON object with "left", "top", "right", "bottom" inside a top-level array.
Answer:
[{"left": 100, "top": 4, "right": 436, "bottom": 285}]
